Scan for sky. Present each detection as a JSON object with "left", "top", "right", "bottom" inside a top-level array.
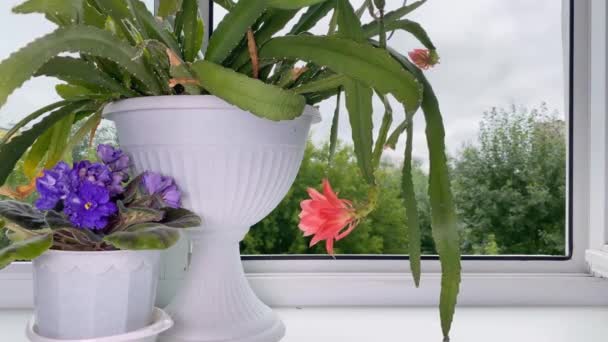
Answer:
[{"left": 0, "top": 0, "right": 566, "bottom": 164}]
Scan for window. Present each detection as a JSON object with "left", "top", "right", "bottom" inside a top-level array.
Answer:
[{"left": 213, "top": 0, "right": 571, "bottom": 257}]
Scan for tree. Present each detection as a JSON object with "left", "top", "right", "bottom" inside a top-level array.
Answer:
[{"left": 452, "top": 103, "right": 566, "bottom": 255}]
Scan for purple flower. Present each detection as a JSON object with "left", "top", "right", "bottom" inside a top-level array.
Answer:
[
  {"left": 35, "top": 162, "right": 72, "bottom": 210},
  {"left": 97, "top": 144, "right": 130, "bottom": 177},
  {"left": 70, "top": 160, "right": 124, "bottom": 196},
  {"left": 142, "top": 172, "right": 181, "bottom": 208},
  {"left": 64, "top": 181, "right": 117, "bottom": 230}
]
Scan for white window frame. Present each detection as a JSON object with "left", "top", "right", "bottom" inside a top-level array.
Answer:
[{"left": 1, "top": 0, "right": 607, "bottom": 309}]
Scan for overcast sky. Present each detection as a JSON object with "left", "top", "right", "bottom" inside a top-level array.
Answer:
[{"left": 0, "top": 0, "right": 565, "bottom": 164}]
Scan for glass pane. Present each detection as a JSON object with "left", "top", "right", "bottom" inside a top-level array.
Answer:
[{"left": 213, "top": 0, "right": 568, "bottom": 256}]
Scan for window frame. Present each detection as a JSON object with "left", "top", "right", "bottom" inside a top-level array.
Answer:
[{"left": 1, "top": 0, "right": 607, "bottom": 309}]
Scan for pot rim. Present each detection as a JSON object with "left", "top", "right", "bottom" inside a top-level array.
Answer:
[{"left": 102, "top": 95, "right": 321, "bottom": 124}]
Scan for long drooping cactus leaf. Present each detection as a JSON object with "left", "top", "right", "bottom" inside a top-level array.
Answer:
[
  {"left": 0, "top": 25, "right": 161, "bottom": 107},
  {"left": 385, "top": 119, "right": 407, "bottom": 150},
  {"left": 0, "top": 101, "right": 89, "bottom": 186},
  {"left": 289, "top": 1, "right": 334, "bottom": 34},
  {"left": 181, "top": 0, "right": 205, "bottom": 62},
  {"left": 12, "top": 0, "right": 83, "bottom": 26},
  {"left": 205, "top": 0, "right": 266, "bottom": 64},
  {"left": 372, "top": 95, "right": 393, "bottom": 169},
  {"left": 23, "top": 130, "right": 52, "bottom": 179},
  {"left": 402, "top": 110, "right": 421, "bottom": 287},
  {"left": 390, "top": 47, "right": 461, "bottom": 340},
  {"left": 45, "top": 112, "right": 76, "bottom": 170},
  {"left": 336, "top": 0, "right": 375, "bottom": 185},
  {"left": 343, "top": 79, "right": 375, "bottom": 185},
  {"left": 191, "top": 60, "right": 305, "bottom": 121},
  {"left": 0, "top": 233, "right": 53, "bottom": 269},
  {"left": 36, "top": 57, "right": 137, "bottom": 97},
  {"left": 364, "top": 19, "right": 436, "bottom": 50},
  {"left": 0, "top": 100, "right": 70, "bottom": 145},
  {"left": 259, "top": 36, "right": 422, "bottom": 114},
  {"left": 328, "top": 89, "right": 341, "bottom": 166}
]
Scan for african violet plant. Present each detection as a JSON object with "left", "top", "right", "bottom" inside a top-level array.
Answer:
[
  {"left": 0, "top": 0, "right": 460, "bottom": 339},
  {"left": 0, "top": 144, "right": 200, "bottom": 267}
]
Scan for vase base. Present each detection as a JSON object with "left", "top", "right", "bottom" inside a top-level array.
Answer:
[{"left": 158, "top": 318, "right": 285, "bottom": 342}]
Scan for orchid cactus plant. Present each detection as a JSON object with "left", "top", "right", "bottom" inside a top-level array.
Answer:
[
  {"left": 0, "top": 144, "right": 201, "bottom": 267},
  {"left": 0, "top": 0, "right": 461, "bottom": 339}
]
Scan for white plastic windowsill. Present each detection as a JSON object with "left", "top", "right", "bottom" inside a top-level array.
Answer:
[
  {"left": 1, "top": 307, "right": 607, "bottom": 342},
  {"left": 586, "top": 246, "right": 608, "bottom": 278}
]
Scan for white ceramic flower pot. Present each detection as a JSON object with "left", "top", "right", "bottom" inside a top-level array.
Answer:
[
  {"left": 32, "top": 249, "right": 161, "bottom": 340},
  {"left": 104, "top": 95, "right": 320, "bottom": 342}
]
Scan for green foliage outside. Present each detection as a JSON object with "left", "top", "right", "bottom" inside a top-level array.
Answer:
[
  {"left": 244, "top": 103, "right": 566, "bottom": 256},
  {"left": 2, "top": 104, "right": 566, "bottom": 256}
]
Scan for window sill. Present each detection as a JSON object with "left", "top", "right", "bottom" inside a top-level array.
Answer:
[
  {"left": 586, "top": 246, "right": 608, "bottom": 278},
  {"left": 1, "top": 307, "right": 607, "bottom": 341}
]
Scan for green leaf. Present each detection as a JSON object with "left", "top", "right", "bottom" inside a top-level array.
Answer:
[
  {"left": 36, "top": 57, "right": 136, "bottom": 97},
  {"left": 385, "top": 119, "right": 407, "bottom": 150},
  {"left": 0, "top": 233, "right": 53, "bottom": 269},
  {"left": 62, "top": 111, "right": 102, "bottom": 158},
  {"left": 0, "top": 200, "right": 47, "bottom": 230},
  {"left": 92, "top": 0, "right": 143, "bottom": 43},
  {"left": 336, "top": 0, "right": 365, "bottom": 42},
  {"left": 114, "top": 202, "right": 165, "bottom": 231},
  {"left": 205, "top": 0, "right": 266, "bottom": 64},
  {"left": 293, "top": 74, "right": 346, "bottom": 94},
  {"left": 161, "top": 207, "right": 201, "bottom": 228},
  {"left": 0, "top": 25, "right": 160, "bottom": 107},
  {"left": 0, "top": 101, "right": 88, "bottom": 186},
  {"left": 45, "top": 112, "right": 76, "bottom": 169},
  {"left": 364, "top": 19, "right": 436, "bottom": 50},
  {"left": 390, "top": 48, "right": 461, "bottom": 340},
  {"left": 372, "top": 94, "right": 393, "bottom": 169},
  {"left": 382, "top": 0, "right": 426, "bottom": 23},
  {"left": 55, "top": 84, "right": 100, "bottom": 100},
  {"left": 13, "top": 0, "right": 83, "bottom": 26},
  {"left": 289, "top": 1, "right": 334, "bottom": 34},
  {"left": 23, "top": 129, "right": 53, "bottom": 179},
  {"left": 129, "top": 0, "right": 183, "bottom": 58},
  {"left": 259, "top": 35, "right": 422, "bottom": 114},
  {"left": 191, "top": 60, "right": 305, "bottom": 121},
  {"left": 181, "top": 0, "right": 205, "bottom": 62},
  {"left": 231, "top": 9, "right": 299, "bottom": 70},
  {"left": 0, "top": 100, "right": 71, "bottom": 145},
  {"left": 402, "top": 109, "right": 421, "bottom": 287},
  {"left": 158, "top": 0, "right": 183, "bottom": 17},
  {"left": 328, "top": 89, "right": 341, "bottom": 165},
  {"left": 343, "top": 78, "right": 375, "bottom": 185},
  {"left": 104, "top": 223, "right": 181, "bottom": 250},
  {"left": 266, "top": 0, "right": 328, "bottom": 10}
]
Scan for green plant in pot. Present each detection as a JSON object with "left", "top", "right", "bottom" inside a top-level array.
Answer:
[{"left": 0, "top": 0, "right": 461, "bottom": 341}]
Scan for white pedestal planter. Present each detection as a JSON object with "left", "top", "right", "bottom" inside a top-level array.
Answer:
[
  {"left": 105, "top": 96, "right": 320, "bottom": 342},
  {"left": 32, "top": 250, "right": 161, "bottom": 340}
]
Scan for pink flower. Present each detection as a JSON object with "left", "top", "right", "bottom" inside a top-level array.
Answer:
[
  {"left": 408, "top": 49, "right": 440, "bottom": 70},
  {"left": 298, "top": 179, "right": 358, "bottom": 255}
]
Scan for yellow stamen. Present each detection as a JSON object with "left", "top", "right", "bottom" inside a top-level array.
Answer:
[{"left": 84, "top": 202, "right": 93, "bottom": 210}]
